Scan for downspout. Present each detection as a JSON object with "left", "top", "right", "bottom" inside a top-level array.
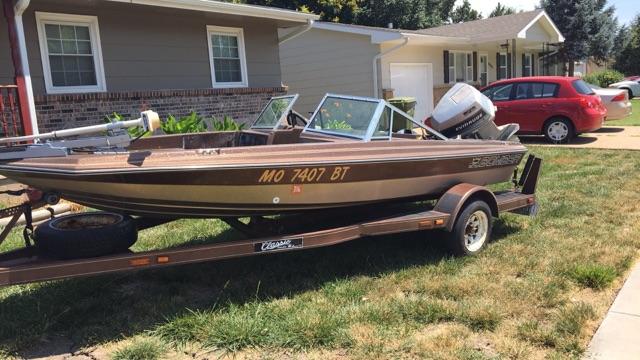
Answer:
[
  {"left": 278, "top": 19, "right": 314, "bottom": 45},
  {"left": 372, "top": 36, "right": 408, "bottom": 98},
  {"left": 10, "top": 0, "right": 38, "bottom": 135}
]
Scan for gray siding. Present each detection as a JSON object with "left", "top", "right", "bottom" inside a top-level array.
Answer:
[
  {"left": 279, "top": 28, "right": 379, "bottom": 115},
  {"left": 0, "top": 14, "right": 14, "bottom": 85},
  {"left": 21, "top": 0, "right": 283, "bottom": 95}
]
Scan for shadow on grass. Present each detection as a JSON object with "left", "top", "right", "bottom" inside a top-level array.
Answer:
[
  {"left": 520, "top": 135, "right": 598, "bottom": 145},
  {"left": 0, "top": 215, "right": 520, "bottom": 356}
]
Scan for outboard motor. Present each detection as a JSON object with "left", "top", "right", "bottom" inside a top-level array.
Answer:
[{"left": 429, "top": 83, "right": 519, "bottom": 141}]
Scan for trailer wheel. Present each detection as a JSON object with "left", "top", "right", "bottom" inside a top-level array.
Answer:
[
  {"left": 448, "top": 200, "right": 493, "bottom": 256},
  {"left": 34, "top": 212, "right": 137, "bottom": 260}
]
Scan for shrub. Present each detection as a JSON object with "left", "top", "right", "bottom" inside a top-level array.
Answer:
[
  {"left": 162, "top": 111, "right": 207, "bottom": 134},
  {"left": 211, "top": 115, "right": 245, "bottom": 131},
  {"left": 582, "top": 70, "right": 624, "bottom": 87}
]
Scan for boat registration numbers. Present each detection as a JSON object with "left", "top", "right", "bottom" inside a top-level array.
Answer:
[{"left": 258, "top": 166, "right": 350, "bottom": 184}]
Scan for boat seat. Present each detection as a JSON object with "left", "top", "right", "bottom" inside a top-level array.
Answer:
[{"left": 266, "top": 128, "right": 304, "bottom": 145}]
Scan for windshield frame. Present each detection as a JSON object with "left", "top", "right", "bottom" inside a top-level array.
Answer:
[
  {"left": 250, "top": 94, "right": 300, "bottom": 130},
  {"left": 303, "top": 93, "right": 446, "bottom": 141}
]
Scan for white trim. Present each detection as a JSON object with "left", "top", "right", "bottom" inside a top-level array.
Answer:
[
  {"left": 517, "top": 10, "right": 565, "bottom": 42},
  {"left": 106, "top": 0, "right": 318, "bottom": 23},
  {"left": 35, "top": 12, "right": 107, "bottom": 94},
  {"left": 13, "top": 1, "right": 39, "bottom": 135},
  {"left": 312, "top": 21, "right": 469, "bottom": 45},
  {"left": 206, "top": 25, "right": 249, "bottom": 88},
  {"left": 448, "top": 50, "right": 473, "bottom": 84}
]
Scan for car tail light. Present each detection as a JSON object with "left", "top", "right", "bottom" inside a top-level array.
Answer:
[
  {"left": 579, "top": 97, "right": 596, "bottom": 109},
  {"left": 612, "top": 93, "right": 627, "bottom": 102},
  {"left": 424, "top": 116, "right": 433, "bottom": 128}
]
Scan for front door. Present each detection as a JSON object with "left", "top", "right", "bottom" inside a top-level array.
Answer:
[
  {"left": 390, "top": 63, "right": 434, "bottom": 122},
  {"left": 479, "top": 54, "right": 488, "bottom": 87}
]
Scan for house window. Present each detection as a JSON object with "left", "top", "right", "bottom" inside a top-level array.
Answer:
[
  {"left": 448, "top": 51, "right": 473, "bottom": 83},
  {"left": 523, "top": 53, "right": 532, "bottom": 77},
  {"left": 207, "top": 26, "right": 248, "bottom": 88},
  {"left": 498, "top": 53, "right": 508, "bottom": 80},
  {"left": 35, "top": 12, "right": 106, "bottom": 94}
]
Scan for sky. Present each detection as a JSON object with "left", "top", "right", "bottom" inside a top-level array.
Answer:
[{"left": 457, "top": 0, "right": 638, "bottom": 25}]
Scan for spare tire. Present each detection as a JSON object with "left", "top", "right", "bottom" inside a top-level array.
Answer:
[{"left": 34, "top": 212, "right": 137, "bottom": 259}]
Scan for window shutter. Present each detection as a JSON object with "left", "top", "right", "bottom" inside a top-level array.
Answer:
[
  {"left": 444, "top": 50, "right": 449, "bottom": 84},
  {"left": 473, "top": 51, "right": 478, "bottom": 82},
  {"left": 531, "top": 54, "right": 535, "bottom": 76},
  {"left": 496, "top": 53, "right": 500, "bottom": 80},
  {"left": 522, "top": 53, "right": 526, "bottom": 76},
  {"left": 507, "top": 53, "right": 512, "bottom": 79}
]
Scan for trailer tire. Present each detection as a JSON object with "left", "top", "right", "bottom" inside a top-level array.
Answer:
[
  {"left": 34, "top": 212, "right": 137, "bottom": 260},
  {"left": 448, "top": 200, "right": 493, "bottom": 256}
]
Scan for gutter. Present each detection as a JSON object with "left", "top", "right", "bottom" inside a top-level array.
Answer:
[
  {"left": 13, "top": 0, "right": 39, "bottom": 135},
  {"left": 372, "top": 36, "right": 408, "bottom": 98},
  {"left": 278, "top": 19, "right": 314, "bottom": 45}
]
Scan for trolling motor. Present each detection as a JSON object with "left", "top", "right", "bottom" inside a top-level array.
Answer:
[
  {"left": 428, "top": 83, "right": 520, "bottom": 141},
  {"left": 0, "top": 111, "right": 161, "bottom": 160}
]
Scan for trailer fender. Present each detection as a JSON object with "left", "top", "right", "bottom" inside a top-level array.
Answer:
[{"left": 434, "top": 183, "right": 498, "bottom": 232}]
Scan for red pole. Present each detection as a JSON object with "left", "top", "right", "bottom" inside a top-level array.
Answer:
[{"left": 2, "top": 0, "right": 34, "bottom": 136}]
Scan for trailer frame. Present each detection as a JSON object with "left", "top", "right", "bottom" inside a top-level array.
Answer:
[{"left": 0, "top": 156, "right": 541, "bottom": 287}]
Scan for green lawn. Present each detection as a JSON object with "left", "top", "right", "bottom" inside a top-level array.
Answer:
[
  {"left": 1, "top": 147, "right": 640, "bottom": 359},
  {"left": 606, "top": 98, "right": 640, "bottom": 126}
]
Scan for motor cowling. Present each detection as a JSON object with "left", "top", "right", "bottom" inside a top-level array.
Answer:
[{"left": 429, "top": 83, "right": 519, "bottom": 141}]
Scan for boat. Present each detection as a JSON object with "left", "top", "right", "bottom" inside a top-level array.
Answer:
[{"left": 0, "top": 84, "right": 528, "bottom": 218}]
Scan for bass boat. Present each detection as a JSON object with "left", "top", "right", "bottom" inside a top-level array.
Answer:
[{"left": 0, "top": 84, "right": 527, "bottom": 218}]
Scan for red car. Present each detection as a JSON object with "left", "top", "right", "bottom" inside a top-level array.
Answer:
[{"left": 481, "top": 76, "right": 606, "bottom": 143}]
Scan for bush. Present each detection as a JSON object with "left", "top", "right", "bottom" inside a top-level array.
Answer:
[
  {"left": 162, "top": 111, "right": 207, "bottom": 134},
  {"left": 582, "top": 70, "right": 624, "bottom": 87}
]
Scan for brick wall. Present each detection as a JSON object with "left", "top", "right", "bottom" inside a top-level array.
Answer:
[{"left": 34, "top": 87, "right": 288, "bottom": 132}]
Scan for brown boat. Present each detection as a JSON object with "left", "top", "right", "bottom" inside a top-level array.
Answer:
[{"left": 0, "top": 85, "right": 528, "bottom": 218}]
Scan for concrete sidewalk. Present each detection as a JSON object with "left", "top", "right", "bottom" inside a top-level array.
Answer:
[
  {"left": 522, "top": 126, "right": 640, "bottom": 150},
  {"left": 586, "top": 263, "right": 640, "bottom": 359}
]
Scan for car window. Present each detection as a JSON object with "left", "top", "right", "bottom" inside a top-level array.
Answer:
[
  {"left": 491, "top": 84, "right": 513, "bottom": 101},
  {"left": 515, "top": 83, "right": 530, "bottom": 99},
  {"left": 572, "top": 79, "right": 595, "bottom": 95},
  {"left": 531, "top": 83, "right": 559, "bottom": 98}
]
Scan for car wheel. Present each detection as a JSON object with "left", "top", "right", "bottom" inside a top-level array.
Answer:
[
  {"left": 626, "top": 88, "right": 634, "bottom": 99},
  {"left": 544, "top": 118, "right": 574, "bottom": 144}
]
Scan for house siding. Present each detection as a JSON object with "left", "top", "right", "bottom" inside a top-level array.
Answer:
[
  {"left": 22, "top": 0, "right": 283, "bottom": 94},
  {"left": 0, "top": 14, "right": 14, "bottom": 85},
  {"left": 279, "top": 28, "right": 380, "bottom": 115}
]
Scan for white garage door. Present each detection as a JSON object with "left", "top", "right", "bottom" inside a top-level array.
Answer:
[{"left": 390, "top": 63, "right": 434, "bottom": 122}]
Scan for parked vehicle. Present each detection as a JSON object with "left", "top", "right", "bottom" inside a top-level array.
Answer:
[
  {"left": 589, "top": 84, "right": 632, "bottom": 120},
  {"left": 481, "top": 76, "right": 606, "bottom": 143},
  {"left": 624, "top": 75, "right": 640, "bottom": 81},
  {"left": 609, "top": 79, "right": 640, "bottom": 99}
]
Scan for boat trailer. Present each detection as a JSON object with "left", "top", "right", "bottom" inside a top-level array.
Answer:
[{"left": 0, "top": 156, "right": 541, "bottom": 287}]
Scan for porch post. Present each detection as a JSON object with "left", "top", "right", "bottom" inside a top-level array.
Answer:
[{"left": 2, "top": 0, "right": 37, "bottom": 136}]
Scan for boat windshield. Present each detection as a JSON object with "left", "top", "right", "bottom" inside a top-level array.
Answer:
[
  {"left": 306, "top": 96, "right": 381, "bottom": 139},
  {"left": 251, "top": 95, "right": 299, "bottom": 130}
]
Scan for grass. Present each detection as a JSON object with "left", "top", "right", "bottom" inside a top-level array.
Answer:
[
  {"left": 607, "top": 98, "right": 640, "bottom": 126},
  {"left": 0, "top": 146, "right": 640, "bottom": 359}
]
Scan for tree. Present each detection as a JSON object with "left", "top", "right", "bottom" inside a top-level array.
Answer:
[
  {"left": 614, "top": 15, "right": 640, "bottom": 75},
  {"left": 612, "top": 25, "right": 631, "bottom": 59},
  {"left": 541, "top": 0, "right": 619, "bottom": 75},
  {"left": 240, "top": 0, "right": 359, "bottom": 23},
  {"left": 489, "top": 2, "right": 515, "bottom": 17},
  {"left": 355, "top": 0, "right": 457, "bottom": 29},
  {"left": 450, "top": 0, "right": 482, "bottom": 23}
]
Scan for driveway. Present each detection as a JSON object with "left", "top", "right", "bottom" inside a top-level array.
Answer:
[{"left": 521, "top": 126, "right": 640, "bottom": 150}]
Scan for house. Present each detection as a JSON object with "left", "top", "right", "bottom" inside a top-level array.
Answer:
[
  {"left": 0, "top": 0, "right": 318, "bottom": 135},
  {"left": 279, "top": 9, "right": 564, "bottom": 122}
]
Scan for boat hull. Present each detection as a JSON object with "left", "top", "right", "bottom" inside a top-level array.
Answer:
[{"left": 0, "top": 148, "right": 525, "bottom": 217}]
